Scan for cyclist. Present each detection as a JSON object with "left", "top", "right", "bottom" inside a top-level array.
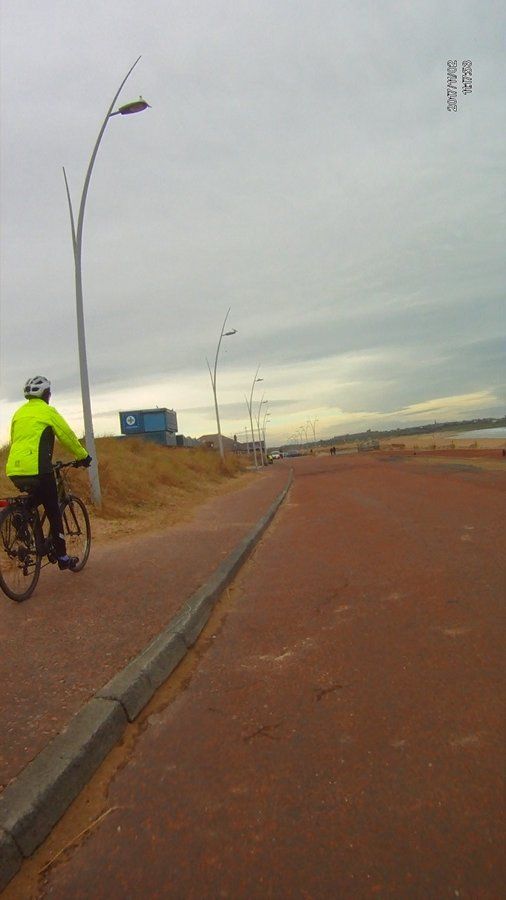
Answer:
[{"left": 5, "top": 376, "right": 92, "bottom": 570}]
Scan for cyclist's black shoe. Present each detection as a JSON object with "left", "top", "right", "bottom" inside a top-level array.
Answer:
[{"left": 57, "top": 555, "right": 79, "bottom": 570}]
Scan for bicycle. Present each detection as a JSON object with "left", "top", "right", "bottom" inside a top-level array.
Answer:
[{"left": 0, "top": 461, "right": 91, "bottom": 602}]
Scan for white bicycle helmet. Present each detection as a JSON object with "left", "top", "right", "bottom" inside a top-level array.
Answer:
[{"left": 24, "top": 376, "right": 51, "bottom": 398}]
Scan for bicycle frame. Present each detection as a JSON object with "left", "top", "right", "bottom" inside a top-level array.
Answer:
[
  {"left": 0, "top": 464, "right": 70, "bottom": 559},
  {"left": 0, "top": 461, "right": 92, "bottom": 600}
]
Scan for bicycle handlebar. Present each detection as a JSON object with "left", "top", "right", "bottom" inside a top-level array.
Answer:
[{"left": 53, "top": 460, "right": 80, "bottom": 471}]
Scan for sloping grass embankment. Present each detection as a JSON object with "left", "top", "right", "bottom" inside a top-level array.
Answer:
[{"left": 0, "top": 437, "right": 250, "bottom": 542}]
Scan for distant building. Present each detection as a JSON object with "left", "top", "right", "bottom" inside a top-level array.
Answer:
[
  {"left": 198, "top": 434, "right": 237, "bottom": 451},
  {"left": 198, "top": 434, "right": 264, "bottom": 453}
]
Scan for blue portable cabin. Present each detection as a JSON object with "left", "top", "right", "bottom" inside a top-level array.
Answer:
[{"left": 119, "top": 408, "right": 178, "bottom": 437}]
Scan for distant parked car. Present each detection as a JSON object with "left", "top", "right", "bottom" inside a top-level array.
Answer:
[{"left": 270, "top": 450, "right": 282, "bottom": 459}]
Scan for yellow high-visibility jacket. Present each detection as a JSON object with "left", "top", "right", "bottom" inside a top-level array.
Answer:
[{"left": 6, "top": 399, "right": 88, "bottom": 476}]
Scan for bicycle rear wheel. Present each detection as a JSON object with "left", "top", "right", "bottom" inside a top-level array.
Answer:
[
  {"left": 61, "top": 496, "right": 91, "bottom": 572},
  {"left": 0, "top": 507, "right": 41, "bottom": 601}
]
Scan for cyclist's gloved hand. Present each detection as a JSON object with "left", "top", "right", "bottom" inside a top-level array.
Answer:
[{"left": 76, "top": 455, "right": 92, "bottom": 468}]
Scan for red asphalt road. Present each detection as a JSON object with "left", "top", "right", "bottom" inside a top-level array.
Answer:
[{"left": 8, "top": 454, "right": 506, "bottom": 898}]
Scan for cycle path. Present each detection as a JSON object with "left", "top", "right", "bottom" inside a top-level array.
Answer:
[{"left": 0, "top": 465, "right": 289, "bottom": 793}]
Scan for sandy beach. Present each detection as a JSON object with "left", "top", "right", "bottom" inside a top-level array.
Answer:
[
  {"left": 377, "top": 432, "right": 506, "bottom": 451},
  {"left": 325, "top": 430, "right": 506, "bottom": 459}
]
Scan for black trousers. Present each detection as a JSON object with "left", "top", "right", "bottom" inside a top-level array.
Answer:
[{"left": 10, "top": 473, "right": 66, "bottom": 557}]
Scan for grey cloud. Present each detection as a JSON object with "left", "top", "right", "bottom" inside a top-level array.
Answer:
[{"left": 1, "top": 1, "right": 505, "bottom": 440}]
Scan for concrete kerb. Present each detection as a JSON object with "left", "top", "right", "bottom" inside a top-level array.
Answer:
[
  {"left": 0, "top": 470, "right": 293, "bottom": 889},
  {"left": 0, "top": 830, "right": 21, "bottom": 893},
  {"left": 0, "top": 699, "right": 127, "bottom": 888}
]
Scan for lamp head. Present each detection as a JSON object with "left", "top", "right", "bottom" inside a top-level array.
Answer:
[{"left": 116, "top": 97, "right": 151, "bottom": 115}]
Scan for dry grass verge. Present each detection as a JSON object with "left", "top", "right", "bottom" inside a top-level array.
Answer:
[{"left": 0, "top": 437, "right": 252, "bottom": 543}]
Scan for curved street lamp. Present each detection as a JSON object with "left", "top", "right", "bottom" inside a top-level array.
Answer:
[
  {"left": 206, "top": 307, "right": 237, "bottom": 462},
  {"left": 262, "top": 409, "right": 271, "bottom": 457},
  {"left": 255, "top": 395, "right": 268, "bottom": 467},
  {"left": 63, "top": 56, "right": 150, "bottom": 508},
  {"left": 245, "top": 366, "right": 263, "bottom": 470}
]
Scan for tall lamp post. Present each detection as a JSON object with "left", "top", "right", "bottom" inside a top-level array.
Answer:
[
  {"left": 63, "top": 56, "right": 150, "bottom": 507},
  {"left": 206, "top": 308, "right": 237, "bottom": 462},
  {"left": 245, "top": 366, "right": 263, "bottom": 470},
  {"left": 262, "top": 409, "right": 271, "bottom": 457},
  {"left": 255, "top": 395, "right": 268, "bottom": 466}
]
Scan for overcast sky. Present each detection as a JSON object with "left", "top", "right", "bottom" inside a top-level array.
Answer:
[{"left": 1, "top": 0, "right": 504, "bottom": 446}]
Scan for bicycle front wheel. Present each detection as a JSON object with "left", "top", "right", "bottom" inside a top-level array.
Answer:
[
  {"left": 61, "top": 496, "right": 91, "bottom": 572},
  {"left": 0, "top": 507, "right": 41, "bottom": 602}
]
